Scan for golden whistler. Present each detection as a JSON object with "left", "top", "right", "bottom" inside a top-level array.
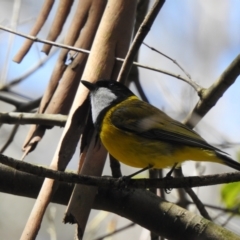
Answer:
[{"left": 82, "top": 80, "right": 240, "bottom": 172}]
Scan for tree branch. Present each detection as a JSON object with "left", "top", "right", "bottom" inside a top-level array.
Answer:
[
  {"left": 117, "top": 0, "right": 165, "bottom": 82},
  {"left": 175, "top": 168, "right": 212, "bottom": 221},
  {"left": 13, "top": 0, "right": 55, "bottom": 63},
  {"left": 1, "top": 153, "right": 240, "bottom": 189},
  {"left": 0, "top": 112, "right": 67, "bottom": 127},
  {"left": 184, "top": 54, "right": 240, "bottom": 128},
  {"left": 0, "top": 124, "right": 19, "bottom": 153},
  {"left": 0, "top": 94, "right": 22, "bottom": 107},
  {"left": 0, "top": 164, "right": 239, "bottom": 240},
  {"left": 142, "top": 42, "right": 201, "bottom": 93},
  {"left": 0, "top": 95, "right": 41, "bottom": 112},
  {"left": 0, "top": 25, "right": 195, "bottom": 91},
  {"left": 0, "top": 47, "right": 59, "bottom": 91}
]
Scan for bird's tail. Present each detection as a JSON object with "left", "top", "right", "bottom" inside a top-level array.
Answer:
[{"left": 216, "top": 152, "right": 240, "bottom": 171}]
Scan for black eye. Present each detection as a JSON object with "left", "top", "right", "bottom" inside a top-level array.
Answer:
[{"left": 109, "top": 82, "right": 114, "bottom": 87}]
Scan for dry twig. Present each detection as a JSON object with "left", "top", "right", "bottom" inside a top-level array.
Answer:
[
  {"left": 0, "top": 112, "right": 67, "bottom": 127},
  {"left": 0, "top": 124, "right": 19, "bottom": 153},
  {"left": 42, "top": 0, "right": 74, "bottom": 54},
  {"left": 0, "top": 25, "right": 197, "bottom": 91},
  {"left": 175, "top": 168, "right": 212, "bottom": 221},
  {"left": 13, "top": 0, "right": 55, "bottom": 63},
  {"left": 0, "top": 47, "right": 59, "bottom": 91},
  {"left": 117, "top": 0, "right": 165, "bottom": 83},
  {"left": 143, "top": 42, "right": 192, "bottom": 80}
]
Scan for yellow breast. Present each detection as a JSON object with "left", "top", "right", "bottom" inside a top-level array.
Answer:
[{"left": 99, "top": 100, "right": 221, "bottom": 169}]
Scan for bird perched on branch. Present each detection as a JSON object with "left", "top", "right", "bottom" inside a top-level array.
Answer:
[{"left": 81, "top": 79, "right": 240, "bottom": 172}]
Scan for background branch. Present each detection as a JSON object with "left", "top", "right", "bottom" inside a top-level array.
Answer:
[
  {"left": 184, "top": 54, "right": 240, "bottom": 128},
  {"left": 13, "top": 0, "right": 55, "bottom": 63},
  {"left": 0, "top": 46, "right": 59, "bottom": 91},
  {"left": 0, "top": 25, "right": 195, "bottom": 90},
  {"left": 0, "top": 112, "right": 67, "bottom": 127},
  {"left": 175, "top": 168, "right": 212, "bottom": 221},
  {"left": 0, "top": 124, "right": 19, "bottom": 153},
  {"left": 117, "top": 0, "right": 165, "bottom": 82}
]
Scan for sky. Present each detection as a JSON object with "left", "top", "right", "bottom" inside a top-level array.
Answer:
[{"left": 0, "top": 0, "right": 240, "bottom": 239}]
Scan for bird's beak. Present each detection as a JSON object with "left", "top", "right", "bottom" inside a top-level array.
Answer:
[{"left": 81, "top": 80, "right": 96, "bottom": 91}]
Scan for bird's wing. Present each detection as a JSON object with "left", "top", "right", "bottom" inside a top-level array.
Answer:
[{"left": 111, "top": 99, "right": 225, "bottom": 153}]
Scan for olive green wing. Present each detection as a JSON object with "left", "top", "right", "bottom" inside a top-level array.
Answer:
[{"left": 111, "top": 99, "right": 225, "bottom": 153}]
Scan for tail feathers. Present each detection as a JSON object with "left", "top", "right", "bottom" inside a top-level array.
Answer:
[{"left": 216, "top": 152, "right": 240, "bottom": 171}]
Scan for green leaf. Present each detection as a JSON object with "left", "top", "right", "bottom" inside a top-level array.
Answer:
[
  {"left": 221, "top": 182, "right": 240, "bottom": 209},
  {"left": 221, "top": 150, "right": 240, "bottom": 210}
]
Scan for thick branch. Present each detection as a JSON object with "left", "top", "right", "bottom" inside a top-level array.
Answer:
[
  {"left": 184, "top": 54, "right": 240, "bottom": 128},
  {"left": 0, "top": 164, "right": 239, "bottom": 240}
]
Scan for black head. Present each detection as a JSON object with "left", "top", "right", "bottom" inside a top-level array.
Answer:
[
  {"left": 81, "top": 80, "right": 136, "bottom": 124},
  {"left": 81, "top": 80, "right": 135, "bottom": 100}
]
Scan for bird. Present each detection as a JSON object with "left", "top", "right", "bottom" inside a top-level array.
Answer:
[{"left": 81, "top": 79, "right": 240, "bottom": 172}]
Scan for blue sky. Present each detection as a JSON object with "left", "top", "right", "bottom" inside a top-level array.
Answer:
[
  {"left": 1, "top": 0, "right": 240, "bottom": 238},
  {"left": 1, "top": 0, "right": 240, "bottom": 157}
]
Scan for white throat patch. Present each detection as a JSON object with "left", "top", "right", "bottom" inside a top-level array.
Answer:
[{"left": 90, "top": 87, "right": 117, "bottom": 123}]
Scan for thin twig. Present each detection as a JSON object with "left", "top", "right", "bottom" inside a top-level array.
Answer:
[
  {"left": 0, "top": 112, "right": 67, "bottom": 127},
  {"left": 175, "top": 168, "right": 212, "bottom": 221},
  {"left": 129, "top": 60, "right": 201, "bottom": 92},
  {"left": 1, "top": 153, "right": 240, "bottom": 189},
  {"left": 0, "top": 47, "right": 59, "bottom": 91},
  {"left": 0, "top": 124, "right": 19, "bottom": 153},
  {"left": 0, "top": 0, "right": 21, "bottom": 84},
  {"left": 0, "top": 95, "right": 41, "bottom": 112},
  {"left": 0, "top": 25, "right": 198, "bottom": 91},
  {"left": 117, "top": 0, "right": 165, "bottom": 83},
  {"left": 184, "top": 187, "right": 212, "bottom": 221},
  {"left": 13, "top": 0, "right": 55, "bottom": 63},
  {"left": 0, "top": 97, "right": 42, "bottom": 152},
  {"left": 221, "top": 214, "right": 235, "bottom": 227},
  {"left": 0, "top": 25, "right": 93, "bottom": 54},
  {"left": 143, "top": 42, "right": 192, "bottom": 80}
]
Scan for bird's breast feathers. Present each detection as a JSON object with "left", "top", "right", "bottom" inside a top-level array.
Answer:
[{"left": 99, "top": 97, "right": 223, "bottom": 168}]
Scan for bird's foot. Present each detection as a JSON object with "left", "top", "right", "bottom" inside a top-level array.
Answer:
[
  {"left": 116, "top": 175, "right": 131, "bottom": 189},
  {"left": 163, "top": 163, "right": 178, "bottom": 194}
]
